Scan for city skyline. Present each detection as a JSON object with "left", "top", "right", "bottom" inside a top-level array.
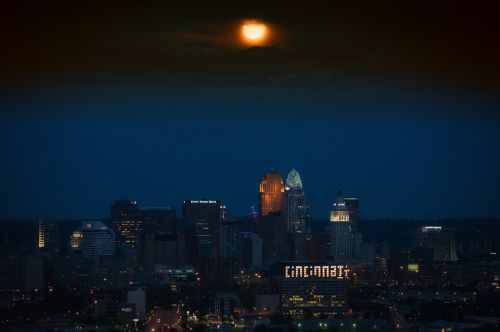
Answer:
[
  {"left": 1, "top": 1, "right": 499, "bottom": 329},
  {"left": 0, "top": 160, "right": 499, "bottom": 220}
]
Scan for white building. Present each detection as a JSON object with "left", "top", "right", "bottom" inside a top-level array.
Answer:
[{"left": 330, "top": 190, "right": 359, "bottom": 232}]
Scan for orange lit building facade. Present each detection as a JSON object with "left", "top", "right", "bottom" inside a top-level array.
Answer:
[{"left": 259, "top": 170, "right": 285, "bottom": 216}]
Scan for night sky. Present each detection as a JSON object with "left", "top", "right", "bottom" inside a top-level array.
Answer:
[{"left": 1, "top": 1, "right": 499, "bottom": 220}]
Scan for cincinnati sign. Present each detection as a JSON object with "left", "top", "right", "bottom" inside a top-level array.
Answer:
[{"left": 284, "top": 265, "right": 349, "bottom": 279}]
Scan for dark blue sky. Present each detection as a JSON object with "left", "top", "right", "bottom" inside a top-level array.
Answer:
[
  {"left": 1, "top": 1, "right": 499, "bottom": 220},
  {"left": 1, "top": 83, "right": 499, "bottom": 220}
]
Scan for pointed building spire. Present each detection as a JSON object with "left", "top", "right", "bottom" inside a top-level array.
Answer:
[{"left": 286, "top": 168, "right": 303, "bottom": 189}]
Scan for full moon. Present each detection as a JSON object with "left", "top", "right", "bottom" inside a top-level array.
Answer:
[{"left": 241, "top": 21, "right": 267, "bottom": 43}]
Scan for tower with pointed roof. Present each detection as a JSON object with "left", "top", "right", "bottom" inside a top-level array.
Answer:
[{"left": 284, "top": 168, "right": 309, "bottom": 233}]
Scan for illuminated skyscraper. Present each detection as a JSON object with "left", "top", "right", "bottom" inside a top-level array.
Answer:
[
  {"left": 329, "top": 191, "right": 362, "bottom": 263},
  {"left": 284, "top": 169, "right": 309, "bottom": 233},
  {"left": 330, "top": 191, "right": 359, "bottom": 232},
  {"left": 259, "top": 170, "right": 285, "bottom": 217},
  {"left": 330, "top": 191, "right": 350, "bottom": 222},
  {"left": 35, "top": 219, "right": 57, "bottom": 251},
  {"left": 344, "top": 197, "right": 359, "bottom": 232},
  {"left": 38, "top": 220, "right": 45, "bottom": 248}
]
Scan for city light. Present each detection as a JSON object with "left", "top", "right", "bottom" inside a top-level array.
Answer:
[{"left": 285, "top": 265, "right": 349, "bottom": 279}]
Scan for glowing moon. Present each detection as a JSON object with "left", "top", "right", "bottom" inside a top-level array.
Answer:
[{"left": 241, "top": 21, "right": 267, "bottom": 43}]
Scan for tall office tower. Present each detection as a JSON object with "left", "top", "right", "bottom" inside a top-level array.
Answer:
[
  {"left": 139, "top": 231, "right": 185, "bottom": 271},
  {"left": 38, "top": 219, "right": 45, "bottom": 248},
  {"left": 291, "top": 232, "right": 331, "bottom": 261},
  {"left": 261, "top": 213, "right": 289, "bottom": 265},
  {"left": 415, "top": 226, "right": 458, "bottom": 262},
  {"left": 344, "top": 197, "right": 359, "bottom": 232},
  {"left": 240, "top": 231, "right": 253, "bottom": 268},
  {"left": 35, "top": 220, "right": 58, "bottom": 251},
  {"left": 329, "top": 222, "right": 363, "bottom": 263},
  {"left": 251, "top": 234, "right": 263, "bottom": 268},
  {"left": 284, "top": 169, "right": 310, "bottom": 233},
  {"left": 259, "top": 170, "right": 285, "bottom": 217},
  {"left": 330, "top": 191, "right": 359, "bottom": 232},
  {"left": 304, "top": 232, "right": 330, "bottom": 261},
  {"left": 291, "top": 234, "right": 308, "bottom": 260},
  {"left": 220, "top": 202, "right": 228, "bottom": 221},
  {"left": 330, "top": 191, "right": 350, "bottom": 222},
  {"left": 183, "top": 199, "right": 222, "bottom": 259},
  {"left": 329, "top": 191, "right": 362, "bottom": 263},
  {"left": 247, "top": 206, "right": 259, "bottom": 232},
  {"left": 137, "top": 207, "right": 176, "bottom": 232},
  {"left": 111, "top": 200, "right": 141, "bottom": 245},
  {"left": 220, "top": 220, "right": 241, "bottom": 259},
  {"left": 111, "top": 200, "right": 176, "bottom": 245},
  {"left": 71, "top": 221, "right": 115, "bottom": 258}
]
